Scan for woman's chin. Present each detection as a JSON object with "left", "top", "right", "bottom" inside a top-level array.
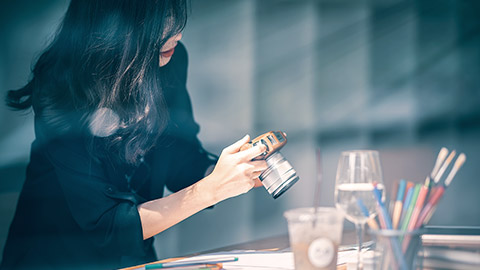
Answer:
[{"left": 159, "top": 56, "right": 172, "bottom": 67}]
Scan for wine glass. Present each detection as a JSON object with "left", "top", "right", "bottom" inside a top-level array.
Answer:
[{"left": 334, "top": 150, "right": 384, "bottom": 269}]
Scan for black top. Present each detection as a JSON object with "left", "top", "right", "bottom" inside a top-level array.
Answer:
[{"left": 1, "top": 43, "right": 217, "bottom": 270}]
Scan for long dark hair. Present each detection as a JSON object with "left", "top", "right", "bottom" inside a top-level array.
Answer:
[{"left": 6, "top": 0, "right": 188, "bottom": 165}]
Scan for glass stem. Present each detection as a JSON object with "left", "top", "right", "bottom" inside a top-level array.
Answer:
[{"left": 355, "top": 222, "right": 365, "bottom": 270}]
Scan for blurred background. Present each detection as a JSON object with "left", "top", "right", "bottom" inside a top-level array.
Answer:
[{"left": 1, "top": 0, "right": 479, "bottom": 262}]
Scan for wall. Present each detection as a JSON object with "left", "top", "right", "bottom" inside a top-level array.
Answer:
[{"left": 1, "top": 0, "right": 479, "bottom": 262}]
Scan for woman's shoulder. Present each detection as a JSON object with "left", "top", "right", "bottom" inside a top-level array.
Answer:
[{"left": 33, "top": 111, "right": 108, "bottom": 155}]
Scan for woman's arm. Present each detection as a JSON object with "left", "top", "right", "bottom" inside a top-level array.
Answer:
[{"left": 137, "top": 134, "right": 267, "bottom": 240}]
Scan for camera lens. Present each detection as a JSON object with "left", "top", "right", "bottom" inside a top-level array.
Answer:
[{"left": 259, "top": 152, "right": 299, "bottom": 199}]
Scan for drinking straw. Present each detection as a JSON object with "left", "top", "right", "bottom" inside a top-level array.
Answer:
[
  {"left": 313, "top": 148, "right": 322, "bottom": 208},
  {"left": 312, "top": 148, "right": 322, "bottom": 227},
  {"left": 392, "top": 180, "right": 406, "bottom": 229}
]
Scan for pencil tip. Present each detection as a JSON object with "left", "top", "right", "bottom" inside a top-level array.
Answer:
[{"left": 424, "top": 176, "right": 430, "bottom": 187}]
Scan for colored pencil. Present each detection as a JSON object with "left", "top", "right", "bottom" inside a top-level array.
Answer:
[
  {"left": 146, "top": 257, "right": 237, "bottom": 269},
  {"left": 402, "top": 179, "right": 429, "bottom": 252},
  {"left": 400, "top": 184, "right": 421, "bottom": 232},
  {"left": 416, "top": 153, "right": 466, "bottom": 227},
  {"left": 357, "top": 198, "right": 379, "bottom": 230},
  {"left": 433, "top": 151, "right": 456, "bottom": 185},
  {"left": 415, "top": 186, "right": 444, "bottom": 228},
  {"left": 406, "top": 179, "right": 428, "bottom": 232},
  {"left": 398, "top": 185, "right": 414, "bottom": 227},
  {"left": 372, "top": 184, "right": 408, "bottom": 270},
  {"left": 392, "top": 180, "right": 406, "bottom": 229},
  {"left": 430, "top": 147, "right": 449, "bottom": 180},
  {"left": 389, "top": 180, "right": 399, "bottom": 215},
  {"left": 145, "top": 264, "right": 221, "bottom": 270},
  {"left": 365, "top": 149, "right": 466, "bottom": 270},
  {"left": 404, "top": 181, "right": 414, "bottom": 202}
]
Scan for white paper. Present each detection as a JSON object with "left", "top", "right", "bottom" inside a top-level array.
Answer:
[{"left": 166, "top": 249, "right": 359, "bottom": 270}]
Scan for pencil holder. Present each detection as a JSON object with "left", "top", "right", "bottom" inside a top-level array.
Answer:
[{"left": 368, "top": 229, "right": 423, "bottom": 270}]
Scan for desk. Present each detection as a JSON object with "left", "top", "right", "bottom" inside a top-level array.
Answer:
[
  {"left": 122, "top": 229, "right": 365, "bottom": 270},
  {"left": 194, "top": 229, "right": 362, "bottom": 255}
]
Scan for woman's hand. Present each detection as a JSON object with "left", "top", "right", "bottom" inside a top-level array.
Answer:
[
  {"left": 138, "top": 135, "right": 268, "bottom": 239},
  {"left": 201, "top": 135, "right": 268, "bottom": 204}
]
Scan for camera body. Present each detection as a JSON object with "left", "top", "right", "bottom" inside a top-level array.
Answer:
[
  {"left": 241, "top": 131, "right": 299, "bottom": 199},
  {"left": 240, "top": 131, "right": 287, "bottom": 159}
]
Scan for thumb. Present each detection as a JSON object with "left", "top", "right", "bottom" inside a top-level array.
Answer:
[{"left": 223, "top": 134, "right": 250, "bottom": 154}]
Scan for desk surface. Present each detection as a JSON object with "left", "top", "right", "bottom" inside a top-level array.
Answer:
[
  {"left": 194, "top": 229, "right": 362, "bottom": 256},
  {"left": 122, "top": 229, "right": 364, "bottom": 270},
  {"left": 124, "top": 227, "right": 480, "bottom": 269}
]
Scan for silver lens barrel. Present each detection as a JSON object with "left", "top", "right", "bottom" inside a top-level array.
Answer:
[{"left": 259, "top": 152, "right": 299, "bottom": 199}]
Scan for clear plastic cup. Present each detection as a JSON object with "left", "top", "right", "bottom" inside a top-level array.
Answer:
[{"left": 284, "top": 207, "right": 344, "bottom": 270}]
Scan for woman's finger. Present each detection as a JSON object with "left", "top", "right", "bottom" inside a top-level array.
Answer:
[
  {"left": 253, "top": 178, "right": 263, "bottom": 188},
  {"left": 249, "top": 160, "right": 268, "bottom": 172},
  {"left": 223, "top": 134, "right": 250, "bottom": 154},
  {"left": 237, "top": 144, "right": 266, "bottom": 161}
]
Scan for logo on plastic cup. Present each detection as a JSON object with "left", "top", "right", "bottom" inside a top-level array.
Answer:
[{"left": 308, "top": 237, "right": 335, "bottom": 268}]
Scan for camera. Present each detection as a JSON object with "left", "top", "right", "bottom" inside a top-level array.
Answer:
[{"left": 240, "top": 131, "right": 299, "bottom": 199}]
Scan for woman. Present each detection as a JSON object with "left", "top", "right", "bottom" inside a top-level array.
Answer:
[{"left": 1, "top": 1, "right": 267, "bottom": 269}]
